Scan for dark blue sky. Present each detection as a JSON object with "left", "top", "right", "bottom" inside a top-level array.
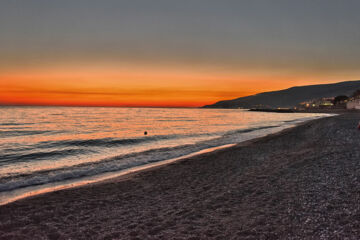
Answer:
[{"left": 1, "top": 0, "right": 360, "bottom": 72}]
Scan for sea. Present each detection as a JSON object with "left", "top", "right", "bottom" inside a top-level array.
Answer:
[{"left": 0, "top": 106, "right": 331, "bottom": 204}]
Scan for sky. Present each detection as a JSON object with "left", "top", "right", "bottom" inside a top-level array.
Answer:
[{"left": 1, "top": 0, "right": 360, "bottom": 107}]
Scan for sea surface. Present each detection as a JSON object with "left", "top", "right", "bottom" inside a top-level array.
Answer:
[{"left": 0, "top": 107, "right": 331, "bottom": 204}]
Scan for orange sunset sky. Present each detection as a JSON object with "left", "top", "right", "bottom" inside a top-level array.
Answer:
[{"left": 1, "top": 1, "right": 360, "bottom": 107}]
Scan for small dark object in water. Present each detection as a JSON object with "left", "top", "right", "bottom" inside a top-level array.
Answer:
[{"left": 144, "top": 131, "right": 148, "bottom": 135}]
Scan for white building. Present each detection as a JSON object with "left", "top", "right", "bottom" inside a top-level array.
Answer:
[{"left": 346, "top": 99, "right": 360, "bottom": 109}]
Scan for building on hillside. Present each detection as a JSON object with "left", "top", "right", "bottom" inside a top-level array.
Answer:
[
  {"left": 298, "top": 97, "right": 334, "bottom": 109},
  {"left": 318, "top": 98, "right": 334, "bottom": 108},
  {"left": 346, "top": 98, "right": 360, "bottom": 109}
]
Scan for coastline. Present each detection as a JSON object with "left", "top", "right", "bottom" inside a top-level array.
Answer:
[
  {"left": 1, "top": 113, "right": 359, "bottom": 239},
  {"left": 0, "top": 114, "right": 327, "bottom": 206},
  {"left": 0, "top": 143, "right": 237, "bottom": 206}
]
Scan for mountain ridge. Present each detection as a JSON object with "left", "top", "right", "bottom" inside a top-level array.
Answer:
[{"left": 203, "top": 80, "right": 360, "bottom": 109}]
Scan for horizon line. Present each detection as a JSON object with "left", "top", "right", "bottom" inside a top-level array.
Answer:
[{"left": 0, "top": 103, "right": 201, "bottom": 109}]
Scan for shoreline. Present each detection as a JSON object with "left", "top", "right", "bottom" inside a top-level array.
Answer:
[
  {"left": 1, "top": 113, "right": 359, "bottom": 239},
  {"left": 0, "top": 114, "right": 330, "bottom": 206},
  {"left": 0, "top": 144, "right": 236, "bottom": 206},
  {"left": 251, "top": 108, "right": 360, "bottom": 114}
]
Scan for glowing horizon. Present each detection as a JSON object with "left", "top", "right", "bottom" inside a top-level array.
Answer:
[
  {"left": 2, "top": 65, "right": 360, "bottom": 108},
  {"left": 3, "top": 63, "right": 358, "bottom": 107},
  {"left": 1, "top": 1, "right": 360, "bottom": 107}
]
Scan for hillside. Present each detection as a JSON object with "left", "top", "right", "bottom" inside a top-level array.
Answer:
[{"left": 203, "top": 80, "right": 360, "bottom": 109}]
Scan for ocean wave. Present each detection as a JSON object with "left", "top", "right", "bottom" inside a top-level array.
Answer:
[
  {"left": 0, "top": 124, "right": 284, "bottom": 192},
  {"left": 0, "top": 148, "right": 95, "bottom": 165},
  {"left": 0, "top": 143, "right": 205, "bottom": 192},
  {"left": 0, "top": 130, "right": 51, "bottom": 137},
  {"left": 157, "top": 119, "right": 197, "bottom": 122},
  {"left": 35, "top": 132, "right": 221, "bottom": 150},
  {"left": 37, "top": 135, "right": 179, "bottom": 149},
  {"left": 0, "top": 122, "right": 35, "bottom": 126},
  {"left": 224, "top": 125, "right": 280, "bottom": 135}
]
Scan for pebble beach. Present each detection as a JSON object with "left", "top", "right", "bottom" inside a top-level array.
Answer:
[{"left": 1, "top": 113, "right": 359, "bottom": 239}]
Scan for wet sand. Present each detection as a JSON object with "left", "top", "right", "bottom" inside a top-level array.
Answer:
[{"left": 1, "top": 113, "right": 359, "bottom": 239}]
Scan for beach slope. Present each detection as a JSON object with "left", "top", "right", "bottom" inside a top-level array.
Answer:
[{"left": 1, "top": 113, "right": 359, "bottom": 239}]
